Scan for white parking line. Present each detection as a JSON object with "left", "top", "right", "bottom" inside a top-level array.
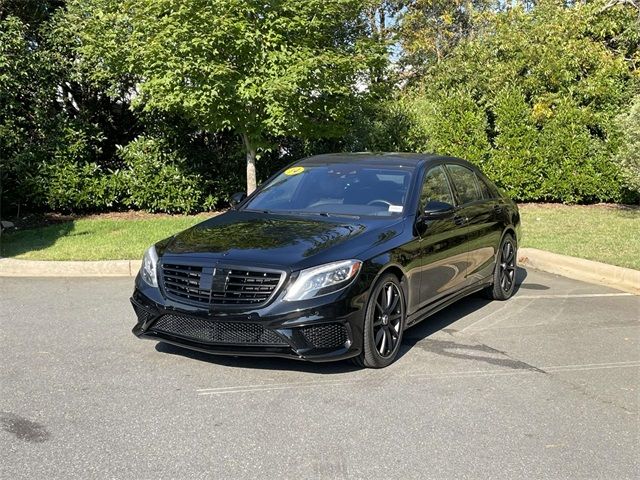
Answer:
[
  {"left": 543, "top": 360, "right": 640, "bottom": 371},
  {"left": 408, "top": 362, "right": 640, "bottom": 378},
  {"left": 514, "top": 293, "right": 634, "bottom": 299},
  {"left": 197, "top": 382, "right": 356, "bottom": 395},
  {"left": 197, "top": 378, "right": 359, "bottom": 395},
  {"left": 196, "top": 362, "right": 640, "bottom": 395},
  {"left": 461, "top": 292, "right": 636, "bottom": 332},
  {"left": 461, "top": 298, "right": 535, "bottom": 332}
]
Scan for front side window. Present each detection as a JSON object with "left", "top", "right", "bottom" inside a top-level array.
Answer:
[
  {"left": 243, "top": 163, "right": 414, "bottom": 217},
  {"left": 446, "top": 164, "right": 482, "bottom": 205},
  {"left": 420, "top": 165, "right": 454, "bottom": 207}
]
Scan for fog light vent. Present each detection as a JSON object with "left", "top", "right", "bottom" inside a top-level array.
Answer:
[{"left": 300, "top": 323, "right": 349, "bottom": 349}]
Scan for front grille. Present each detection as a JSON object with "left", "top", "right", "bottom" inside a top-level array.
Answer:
[
  {"left": 151, "top": 314, "right": 288, "bottom": 346},
  {"left": 300, "top": 323, "right": 349, "bottom": 349},
  {"left": 161, "top": 263, "right": 283, "bottom": 307}
]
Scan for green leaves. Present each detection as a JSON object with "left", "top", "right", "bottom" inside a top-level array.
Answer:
[
  {"left": 118, "top": 137, "right": 208, "bottom": 213},
  {"left": 615, "top": 96, "right": 640, "bottom": 194},
  {"left": 62, "top": 0, "right": 382, "bottom": 191},
  {"left": 396, "top": 0, "right": 638, "bottom": 203},
  {"left": 3, "top": 0, "right": 638, "bottom": 213},
  {"left": 70, "top": 0, "right": 378, "bottom": 149}
]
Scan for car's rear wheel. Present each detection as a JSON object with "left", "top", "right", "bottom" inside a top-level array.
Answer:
[
  {"left": 486, "top": 233, "right": 517, "bottom": 300},
  {"left": 354, "top": 273, "right": 406, "bottom": 368}
]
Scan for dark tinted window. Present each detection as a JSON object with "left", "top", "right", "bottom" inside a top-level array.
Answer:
[
  {"left": 477, "top": 172, "right": 500, "bottom": 199},
  {"left": 476, "top": 174, "right": 493, "bottom": 199},
  {"left": 420, "top": 165, "right": 453, "bottom": 207},
  {"left": 244, "top": 163, "right": 413, "bottom": 217},
  {"left": 447, "top": 164, "right": 481, "bottom": 204}
]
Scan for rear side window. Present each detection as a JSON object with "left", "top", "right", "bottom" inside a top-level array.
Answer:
[
  {"left": 477, "top": 172, "right": 500, "bottom": 199},
  {"left": 476, "top": 174, "right": 494, "bottom": 200},
  {"left": 446, "top": 164, "right": 481, "bottom": 204},
  {"left": 420, "top": 165, "right": 454, "bottom": 207}
]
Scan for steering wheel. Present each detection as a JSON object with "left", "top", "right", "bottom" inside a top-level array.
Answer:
[{"left": 367, "top": 199, "right": 393, "bottom": 207}]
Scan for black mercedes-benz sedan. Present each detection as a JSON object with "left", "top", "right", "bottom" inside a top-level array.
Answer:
[{"left": 131, "top": 153, "right": 520, "bottom": 368}]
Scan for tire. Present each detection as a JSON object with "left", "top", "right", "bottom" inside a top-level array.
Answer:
[
  {"left": 486, "top": 233, "right": 517, "bottom": 300},
  {"left": 353, "top": 273, "right": 406, "bottom": 368}
]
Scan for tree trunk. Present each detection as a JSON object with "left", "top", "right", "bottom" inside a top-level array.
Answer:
[{"left": 241, "top": 133, "right": 257, "bottom": 194}]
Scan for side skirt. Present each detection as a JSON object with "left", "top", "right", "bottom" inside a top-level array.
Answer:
[{"left": 404, "top": 280, "right": 492, "bottom": 329}]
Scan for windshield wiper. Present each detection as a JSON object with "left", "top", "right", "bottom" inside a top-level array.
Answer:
[
  {"left": 247, "top": 209, "right": 360, "bottom": 219},
  {"left": 317, "top": 212, "right": 360, "bottom": 219},
  {"left": 280, "top": 210, "right": 360, "bottom": 219}
]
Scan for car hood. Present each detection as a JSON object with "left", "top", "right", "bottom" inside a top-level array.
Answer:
[{"left": 159, "top": 210, "right": 403, "bottom": 270}]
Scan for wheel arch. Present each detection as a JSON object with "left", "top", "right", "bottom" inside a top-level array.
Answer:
[
  {"left": 490, "top": 226, "right": 519, "bottom": 273},
  {"left": 494, "top": 226, "right": 519, "bottom": 268},
  {"left": 502, "top": 226, "right": 517, "bottom": 245},
  {"left": 369, "top": 263, "right": 410, "bottom": 307}
]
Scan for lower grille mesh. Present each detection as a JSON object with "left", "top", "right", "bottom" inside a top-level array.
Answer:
[
  {"left": 151, "top": 314, "right": 287, "bottom": 346},
  {"left": 133, "top": 303, "right": 154, "bottom": 324},
  {"left": 300, "top": 323, "right": 349, "bottom": 349}
]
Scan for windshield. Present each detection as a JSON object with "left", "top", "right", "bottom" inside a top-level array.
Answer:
[{"left": 243, "top": 163, "right": 414, "bottom": 217}]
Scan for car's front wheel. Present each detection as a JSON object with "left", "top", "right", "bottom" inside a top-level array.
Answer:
[{"left": 354, "top": 273, "right": 406, "bottom": 368}]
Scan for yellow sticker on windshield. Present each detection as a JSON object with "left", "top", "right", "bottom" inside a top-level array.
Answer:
[{"left": 284, "top": 166, "right": 305, "bottom": 176}]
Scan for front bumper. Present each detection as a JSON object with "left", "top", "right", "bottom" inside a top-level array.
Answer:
[{"left": 130, "top": 276, "right": 366, "bottom": 362}]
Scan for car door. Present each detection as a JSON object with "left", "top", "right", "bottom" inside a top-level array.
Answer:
[
  {"left": 445, "top": 163, "right": 502, "bottom": 285},
  {"left": 416, "top": 164, "right": 469, "bottom": 309}
]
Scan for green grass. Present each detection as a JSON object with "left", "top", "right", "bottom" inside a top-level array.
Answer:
[
  {"left": 520, "top": 204, "right": 640, "bottom": 270},
  {"left": 1, "top": 205, "right": 638, "bottom": 270},
  {"left": 0, "top": 214, "right": 211, "bottom": 261}
]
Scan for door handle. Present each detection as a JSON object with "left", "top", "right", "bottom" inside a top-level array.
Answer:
[
  {"left": 453, "top": 215, "right": 467, "bottom": 226},
  {"left": 493, "top": 204, "right": 503, "bottom": 214}
]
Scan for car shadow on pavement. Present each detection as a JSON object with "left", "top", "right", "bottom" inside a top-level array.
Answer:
[
  {"left": 155, "top": 341, "right": 363, "bottom": 374},
  {"left": 397, "top": 267, "right": 530, "bottom": 362},
  {"left": 156, "top": 267, "right": 531, "bottom": 373}
]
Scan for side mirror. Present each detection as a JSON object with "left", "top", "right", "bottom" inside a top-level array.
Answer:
[
  {"left": 229, "top": 191, "right": 247, "bottom": 207},
  {"left": 423, "top": 200, "right": 455, "bottom": 219}
]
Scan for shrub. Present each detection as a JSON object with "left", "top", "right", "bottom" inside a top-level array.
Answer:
[
  {"left": 405, "top": 89, "right": 491, "bottom": 166},
  {"left": 615, "top": 96, "right": 640, "bottom": 195},
  {"left": 39, "top": 159, "right": 126, "bottom": 211},
  {"left": 118, "top": 137, "right": 208, "bottom": 214},
  {"left": 37, "top": 124, "right": 125, "bottom": 212},
  {"left": 391, "top": 1, "right": 636, "bottom": 203}
]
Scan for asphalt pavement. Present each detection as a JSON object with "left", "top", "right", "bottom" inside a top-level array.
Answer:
[{"left": 1, "top": 269, "right": 638, "bottom": 479}]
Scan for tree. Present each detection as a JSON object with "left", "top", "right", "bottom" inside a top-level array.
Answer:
[
  {"left": 397, "top": 0, "right": 638, "bottom": 202},
  {"left": 0, "top": 13, "right": 62, "bottom": 216},
  {"left": 397, "top": 0, "right": 493, "bottom": 80},
  {"left": 69, "top": 0, "right": 382, "bottom": 193},
  {"left": 0, "top": 0, "right": 65, "bottom": 27},
  {"left": 1, "top": 0, "right": 142, "bottom": 216}
]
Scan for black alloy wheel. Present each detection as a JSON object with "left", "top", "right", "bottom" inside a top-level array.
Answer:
[
  {"left": 354, "top": 273, "right": 406, "bottom": 368},
  {"left": 487, "top": 234, "right": 517, "bottom": 300}
]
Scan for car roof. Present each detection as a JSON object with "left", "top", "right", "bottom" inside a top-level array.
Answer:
[
  {"left": 297, "top": 152, "right": 477, "bottom": 170},
  {"left": 297, "top": 152, "right": 437, "bottom": 167}
]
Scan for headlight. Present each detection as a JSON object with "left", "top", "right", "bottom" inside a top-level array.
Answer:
[
  {"left": 283, "top": 259, "right": 361, "bottom": 301},
  {"left": 141, "top": 245, "right": 159, "bottom": 287}
]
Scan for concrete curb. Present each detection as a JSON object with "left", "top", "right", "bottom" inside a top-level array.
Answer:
[
  {"left": 518, "top": 248, "right": 640, "bottom": 295},
  {"left": 0, "top": 258, "right": 142, "bottom": 277}
]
